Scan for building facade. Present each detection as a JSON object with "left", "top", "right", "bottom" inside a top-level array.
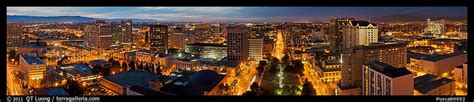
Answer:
[
  {"left": 342, "top": 21, "right": 378, "bottom": 50},
  {"left": 226, "top": 26, "right": 249, "bottom": 61},
  {"left": 337, "top": 42, "right": 407, "bottom": 95},
  {"left": 248, "top": 38, "right": 263, "bottom": 61},
  {"left": 149, "top": 25, "right": 169, "bottom": 54},
  {"left": 362, "top": 61, "right": 414, "bottom": 95},
  {"left": 20, "top": 55, "right": 46, "bottom": 88},
  {"left": 84, "top": 20, "right": 113, "bottom": 50}
]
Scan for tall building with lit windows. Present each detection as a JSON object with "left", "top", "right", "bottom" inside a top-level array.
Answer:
[
  {"left": 330, "top": 18, "right": 354, "bottom": 52},
  {"left": 122, "top": 20, "right": 133, "bottom": 43},
  {"left": 248, "top": 38, "right": 263, "bottom": 61},
  {"left": 149, "top": 25, "right": 169, "bottom": 54},
  {"left": 226, "top": 26, "right": 249, "bottom": 61},
  {"left": 337, "top": 42, "right": 407, "bottom": 95},
  {"left": 342, "top": 21, "right": 378, "bottom": 50},
  {"left": 362, "top": 61, "right": 414, "bottom": 95},
  {"left": 84, "top": 20, "right": 113, "bottom": 49},
  {"left": 427, "top": 19, "right": 446, "bottom": 38}
]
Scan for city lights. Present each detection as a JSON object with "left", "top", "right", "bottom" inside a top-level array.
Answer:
[{"left": 5, "top": 7, "right": 467, "bottom": 96}]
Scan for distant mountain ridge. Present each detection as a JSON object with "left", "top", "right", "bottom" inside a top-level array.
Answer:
[{"left": 7, "top": 15, "right": 161, "bottom": 23}]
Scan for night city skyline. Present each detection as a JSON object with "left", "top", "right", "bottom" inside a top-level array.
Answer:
[
  {"left": 7, "top": 7, "right": 467, "bottom": 22},
  {"left": 6, "top": 7, "right": 468, "bottom": 96}
]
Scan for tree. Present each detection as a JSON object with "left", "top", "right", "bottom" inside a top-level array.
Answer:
[
  {"left": 292, "top": 60, "right": 304, "bottom": 74},
  {"left": 302, "top": 79, "right": 315, "bottom": 96},
  {"left": 282, "top": 54, "right": 290, "bottom": 65},
  {"left": 8, "top": 49, "right": 17, "bottom": 60},
  {"left": 250, "top": 82, "right": 260, "bottom": 92},
  {"left": 138, "top": 62, "right": 143, "bottom": 70},
  {"left": 129, "top": 61, "right": 136, "bottom": 71},
  {"left": 144, "top": 63, "right": 149, "bottom": 71},
  {"left": 121, "top": 62, "right": 128, "bottom": 71},
  {"left": 65, "top": 79, "right": 84, "bottom": 95}
]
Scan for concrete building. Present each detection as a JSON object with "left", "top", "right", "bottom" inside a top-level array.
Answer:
[
  {"left": 417, "top": 51, "right": 467, "bottom": 76},
  {"left": 454, "top": 63, "right": 467, "bottom": 88},
  {"left": 185, "top": 43, "right": 227, "bottom": 60},
  {"left": 149, "top": 25, "right": 169, "bottom": 54},
  {"left": 414, "top": 74, "right": 455, "bottom": 95},
  {"left": 342, "top": 21, "right": 378, "bottom": 50},
  {"left": 19, "top": 55, "right": 46, "bottom": 88},
  {"left": 136, "top": 50, "right": 153, "bottom": 63},
  {"left": 248, "top": 38, "right": 263, "bottom": 61},
  {"left": 318, "top": 60, "right": 342, "bottom": 83},
  {"left": 362, "top": 61, "right": 414, "bottom": 95},
  {"left": 337, "top": 42, "right": 407, "bottom": 95},
  {"left": 84, "top": 20, "right": 112, "bottom": 50},
  {"left": 226, "top": 26, "right": 249, "bottom": 61}
]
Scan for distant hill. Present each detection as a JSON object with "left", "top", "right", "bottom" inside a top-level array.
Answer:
[{"left": 7, "top": 15, "right": 161, "bottom": 23}]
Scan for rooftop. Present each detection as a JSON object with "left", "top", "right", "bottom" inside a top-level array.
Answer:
[
  {"left": 186, "top": 43, "right": 226, "bottom": 47},
  {"left": 414, "top": 74, "right": 455, "bottom": 94},
  {"left": 160, "top": 70, "right": 224, "bottom": 95},
  {"left": 103, "top": 71, "right": 157, "bottom": 87},
  {"left": 349, "top": 21, "right": 377, "bottom": 26},
  {"left": 137, "top": 49, "right": 152, "bottom": 54},
  {"left": 128, "top": 85, "right": 175, "bottom": 96},
  {"left": 59, "top": 64, "right": 93, "bottom": 76},
  {"left": 423, "top": 51, "right": 466, "bottom": 62},
  {"left": 21, "top": 55, "right": 44, "bottom": 65},
  {"left": 365, "top": 61, "right": 412, "bottom": 78},
  {"left": 33, "top": 88, "right": 69, "bottom": 96}
]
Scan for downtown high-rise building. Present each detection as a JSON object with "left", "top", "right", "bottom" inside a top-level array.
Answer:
[
  {"left": 111, "top": 20, "right": 133, "bottom": 44},
  {"left": 342, "top": 21, "right": 379, "bottom": 50},
  {"left": 337, "top": 42, "right": 407, "bottom": 95},
  {"left": 84, "top": 20, "right": 112, "bottom": 50},
  {"left": 330, "top": 18, "right": 355, "bottom": 53},
  {"left": 248, "top": 38, "right": 263, "bottom": 61},
  {"left": 226, "top": 26, "right": 250, "bottom": 61},
  {"left": 149, "top": 25, "right": 169, "bottom": 54},
  {"left": 427, "top": 19, "right": 446, "bottom": 38}
]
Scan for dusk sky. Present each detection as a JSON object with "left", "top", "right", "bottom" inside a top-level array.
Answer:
[{"left": 7, "top": 7, "right": 467, "bottom": 22}]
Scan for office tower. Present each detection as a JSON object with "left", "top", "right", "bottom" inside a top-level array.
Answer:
[
  {"left": 122, "top": 20, "right": 133, "bottom": 43},
  {"left": 427, "top": 19, "right": 446, "bottom": 38},
  {"left": 84, "top": 20, "right": 112, "bottom": 49},
  {"left": 19, "top": 55, "right": 46, "bottom": 88},
  {"left": 337, "top": 42, "right": 407, "bottom": 95},
  {"left": 227, "top": 26, "right": 250, "bottom": 61},
  {"left": 248, "top": 38, "right": 263, "bottom": 61},
  {"left": 111, "top": 20, "right": 133, "bottom": 44},
  {"left": 169, "top": 32, "right": 185, "bottom": 50},
  {"left": 342, "top": 21, "right": 379, "bottom": 50},
  {"left": 362, "top": 61, "right": 414, "bottom": 95},
  {"left": 149, "top": 25, "right": 169, "bottom": 54},
  {"left": 330, "top": 18, "right": 354, "bottom": 53}
]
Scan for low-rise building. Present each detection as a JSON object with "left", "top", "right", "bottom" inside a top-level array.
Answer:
[
  {"left": 19, "top": 55, "right": 46, "bottom": 88},
  {"left": 59, "top": 64, "right": 100, "bottom": 86},
  {"left": 414, "top": 74, "right": 455, "bottom": 95}
]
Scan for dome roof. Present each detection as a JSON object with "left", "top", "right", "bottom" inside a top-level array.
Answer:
[{"left": 190, "top": 70, "right": 223, "bottom": 85}]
